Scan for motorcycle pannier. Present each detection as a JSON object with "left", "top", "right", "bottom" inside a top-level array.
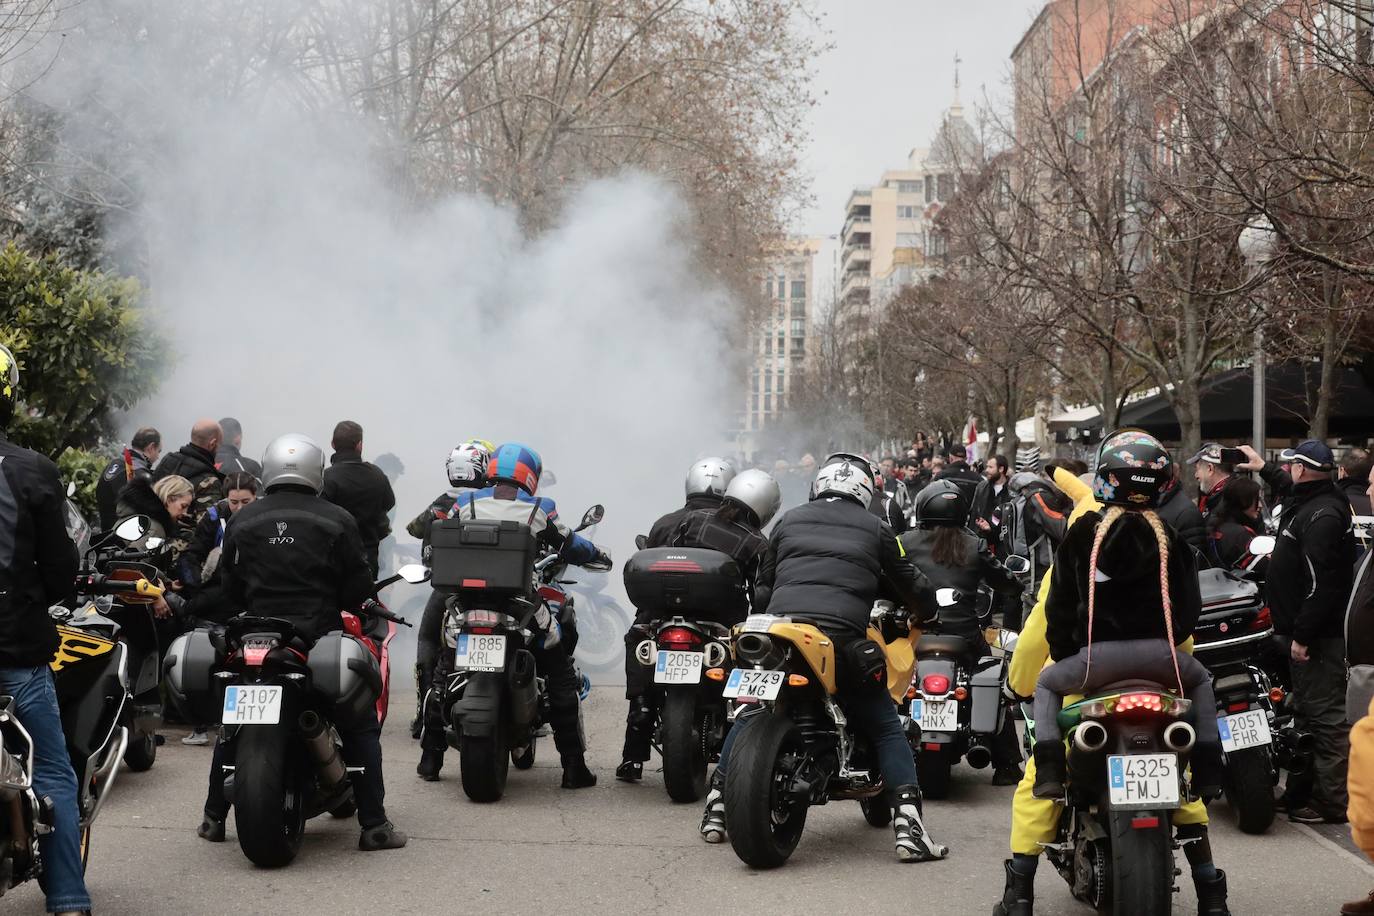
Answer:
[
  {"left": 308, "top": 633, "right": 381, "bottom": 728},
  {"left": 429, "top": 519, "right": 538, "bottom": 597},
  {"left": 623, "top": 548, "right": 747, "bottom": 622},
  {"left": 164, "top": 628, "right": 223, "bottom": 725}
]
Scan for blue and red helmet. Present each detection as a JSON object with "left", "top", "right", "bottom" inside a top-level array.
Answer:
[{"left": 489, "top": 443, "right": 543, "bottom": 495}]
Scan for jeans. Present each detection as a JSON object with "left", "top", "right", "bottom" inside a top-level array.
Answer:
[{"left": 0, "top": 665, "right": 92, "bottom": 913}]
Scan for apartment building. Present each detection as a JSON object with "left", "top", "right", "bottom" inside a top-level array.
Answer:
[{"left": 742, "top": 237, "right": 822, "bottom": 434}]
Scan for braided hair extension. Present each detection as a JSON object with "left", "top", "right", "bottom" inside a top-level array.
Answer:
[{"left": 1081, "top": 507, "right": 1183, "bottom": 693}]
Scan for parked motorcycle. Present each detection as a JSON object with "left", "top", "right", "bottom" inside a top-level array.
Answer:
[
  {"left": 1044, "top": 683, "right": 1200, "bottom": 914},
  {"left": 717, "top": 604, "right": 919, "bottom": 868},
  {"left": 624, "top": 546, "right": 742, "bottom": 802},
  {"left": 163, "top": 565, "right": 425, "bottom": 868},
  {"left": 430, "top": 505, "right": 608, "bottom": 803}
]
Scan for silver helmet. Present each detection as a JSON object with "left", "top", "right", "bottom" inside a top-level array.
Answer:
[
  {"left": 261, "top": 433, "right": 326, "bottom": 493},
  {"left": 724, "top": 468, "right": 782, "bottom": 527},
  {"left": 812, "top": 453, "right": 876, "bottom": 507},
  {"left": 685, "top": 457, "right": 736, "bottom": 499}
]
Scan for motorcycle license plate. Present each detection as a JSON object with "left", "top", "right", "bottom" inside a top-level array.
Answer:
[
  {"left": 1107, "top": 753, "right": 1180, "bottom": 810},
  {"left": 723, "top": 669, "right": 784, "bottom": 700},
  {"left": 654, "top": 650, "right": 704, "bottom": 685},
  {"left": 455, "top": 633, "right": 506, "bottom": 671},
  {"left": 222, "top": 685, "right": 282, "bottom": 725},
  {"left": 912, "top": 699, "right": 957, "bottom": 732},
  {"left": 1218, "top": 710, "right": 1272, "bottom": 752}
]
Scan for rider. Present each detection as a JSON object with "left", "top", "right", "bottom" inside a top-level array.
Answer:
[
  {"left": 416, "top": 442, "right": 609, "bottom": 788},
  {"left": 699, "top": 453, "right": 948, "bottom": 864},
  {"left": 198, "top": 434, "right": 408, "bottom": 852},
  {"left": 616, "top": 467, "right": 778, "bottom": 782},
  {"left": 406, "top": 439, "right": 494, "bottom": 742},
  {"left": 617, "top": 458, "right": 735, "bottom": 777},
  {"left": 901, "top": 479, "right": 1025, "bottom": 786},
  {"left": 870, "top": 467, "right": 909, "bottom": 534},
  {"left": 0, "top": 343, "right": 91, "bottom": 916},
  {"left": 994, "top": 451, "right": 1230, "bottom": 916}
]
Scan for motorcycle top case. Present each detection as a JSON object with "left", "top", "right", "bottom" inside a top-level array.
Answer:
[
  {"left": 164, "top": 628, "right": 223, "bottom": 725},
  {"left": 430, "top": 518, "right": 538, "bottom": 597},
  {"left": 623, "top": 547, "right": 747, "bottom": 623},
  {"left": 308, "top": 633, "right": 382, "bottom": 727}
]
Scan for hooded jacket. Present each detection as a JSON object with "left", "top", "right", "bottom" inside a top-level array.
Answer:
[
  {"left": 154, "top": 442, "right": 225, "bottom": 527},
  {"left": 1156, "top": 483, "right": 1207, "bottom": 556}
]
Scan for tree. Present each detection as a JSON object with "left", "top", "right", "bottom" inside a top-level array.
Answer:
[{"left": 0, "top": 243, "right": 163, "bottom": 457}]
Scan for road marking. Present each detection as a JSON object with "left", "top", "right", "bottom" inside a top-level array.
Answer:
[{"left": 1284, "top": 820, "right": 1374, "bottom": 880}]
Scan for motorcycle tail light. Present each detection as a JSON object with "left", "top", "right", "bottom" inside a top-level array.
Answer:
[
  {"left": 1115, "top": 693, "right": 1165, "bottom": 713},
  {"left": 468, "top": 627, "right": 494, "bottom": 635},
  {"left": 658, "top": 626, "right": 703, "bottom": 651},
  {"left": 1227, "top": 701, "right": 1250, "bottom": 713},
  {"left": 953, "top": 686, "right": 968, "bottom": 701},
  {"left": 704, "top": 668, "right": 726, "bottom": 682},
  {"left": 1269, "top": 687, "right": 1285, "bottom": 703},
  {"left": 466, "top": 610, "right": 502, "bottom": 627},
  {"left": 922, "top": 674, "right": 950, "bottom": 696},
  {"left": 1250, "top": 607, "right": 1273, "bottom": 632}
]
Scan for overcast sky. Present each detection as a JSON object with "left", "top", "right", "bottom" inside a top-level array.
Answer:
[{"left": 796, "top": 1, "right": 1047, "bottom": 238}]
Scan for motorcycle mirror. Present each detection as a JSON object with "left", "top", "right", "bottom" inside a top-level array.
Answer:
[
  {"left": 635, "top": 534, "right": 648, "bottom": 550},
  {"left": 1003, "top": 555, "right": 1032, "bottom": 575},
  {"left": 935, "top": 587, "right": 960, "bottom": 607},
  {"left": 397, "top": 563, "right": 431, "bottom": 584},
  {"left": 1247, "top": 535, "right": 1276, "bottom": 557},
  {"left": 576, "top": 504, "right": 605, "bottom": 531},
  {"left": 113, "top": 516, "right": 149, "bottom": 543}
]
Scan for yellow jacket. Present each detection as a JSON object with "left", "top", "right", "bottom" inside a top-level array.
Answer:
[{"left": 1350, "top": 696, "right": 1374, "bottom": 861}]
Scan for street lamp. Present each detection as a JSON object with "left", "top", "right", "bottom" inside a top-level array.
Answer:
[{"left": 1238, "top": 214, "right": 1279, "bottom": 456}]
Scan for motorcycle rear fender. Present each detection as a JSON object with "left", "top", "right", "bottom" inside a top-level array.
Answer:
[
  {"left": 761, "top": 620, "right": 837, "bottom": 694},
  {"left": 1212, "top": 672, "right": 1258, "bottom": 705},
  {"left": 871, "top": 624, "right": 917, "bottom": 704},
  {"left": 454, "top": 673, "right": 504, "bottom": 738},
  {"left": 916, "top": 655, "right": 958, "bottom": 688}
]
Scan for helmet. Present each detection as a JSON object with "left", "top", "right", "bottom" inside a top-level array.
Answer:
[
  {"left": 1092, "top": 428, "right": 1172, "bottom": 509},
  {"left": 1006, "top": 471, "right": 1042, "bottom": 496},
  {"left": 685, "top": 457, "right": 736, "bottom": 499},
  {"left": 261, "top": 433, "right": 326, "bottom": 493},
  {"left": 489, "top": 442, "right": 542, "bottom": 495},
  {"left": 446, "top": 440, "right": 493, "bottom": 488},
  {"left": 723, "top": 469, "right": 782, "bottom": 527},
  {"left": 812, "top": 452, "right": 875, "bottom": 507},
  {"left": 0, "top": 342, "right": 17, "bottom": 424},
  {"left": 912, "top": 479, "right": 969, "bottom": 528}
]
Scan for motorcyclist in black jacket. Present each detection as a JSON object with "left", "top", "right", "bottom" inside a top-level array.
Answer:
[
  {"left": 198, "top": 433, "right": 407, "bottom": 852},
  {"left": 616, "top": 467, "right": 777, "bottom": 782},
  {"left": 321, "top": 420, "right": 396, "bottom": 579},
  {"left": 95, "top": 426, "right": 161, "bottom": 532},
  {"left": 902, "top": 479, "right": 1025, "bottom": 785}
]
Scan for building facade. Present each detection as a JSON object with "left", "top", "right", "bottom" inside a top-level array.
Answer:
[{"left": 742, "top": 237, "right": 822, "bottom": 435}]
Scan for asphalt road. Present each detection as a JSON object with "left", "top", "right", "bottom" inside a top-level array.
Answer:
[{"left": 10, "top": 687, "right": 1374, "bottom": 916}]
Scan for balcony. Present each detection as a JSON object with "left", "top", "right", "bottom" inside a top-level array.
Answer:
[
  {"left": 842, "top": 214, "right": 873, "bottom": 240},
  {"left": 841, "top": 243, "right": 872, "bottom": 271}
]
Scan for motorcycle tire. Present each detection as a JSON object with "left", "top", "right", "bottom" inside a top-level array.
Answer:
[
  {"left": 917, "top": 749, "right": 952, "bottom": 800},
  {"left": 859, "top": 792, "right": 892, "bottom": 828},
  {"left": 512, "top": 740, "right": 536, "bottom": 770},
  {"left": 1107, "top": 803, "right": 1172, "bottom": 915},
  {"left": 1224, "top": 746, "right": 1276, "bottom": 835},
  {"left": 123, "top": 731, "right": 157, "bottom": 772},
  {"left": 661, "top": 690, "right": 708, "bottom": 803},
  {"left": 460, "top": 716, "right": 510, "bottom": 803},
  {"left": 234, "top": 726, "right": 306, "bottom": 868},
  {"left": 79, "top": 824, "right": 92, "bottom": 872},
  {"left": 723, "top": 714, "right": 809, "bottom": 869}
]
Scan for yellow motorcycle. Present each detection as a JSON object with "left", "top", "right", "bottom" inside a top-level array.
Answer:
[{"left": 711, "top": 604, "right": 919, "bottom": 868}]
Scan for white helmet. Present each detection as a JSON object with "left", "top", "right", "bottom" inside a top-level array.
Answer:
[
  {"left": 446, "top": 440, "right": 492, "bottom": 488},
  {"left": 261, "top": 433, "right": 326, "bottom": 493},
  {"left": 685, "top": 457, "right": 736, "bottom": 499},
  {"left": 812, "top": 453, "right": 876, "bottom": 507},
  {"left": 724, "top": 469, "right": 782, "bottom": 527}
]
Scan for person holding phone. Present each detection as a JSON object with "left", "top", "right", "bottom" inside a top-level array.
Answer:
[{"left": 1187, "top": 443, "right": 1238, "bottom": 518}]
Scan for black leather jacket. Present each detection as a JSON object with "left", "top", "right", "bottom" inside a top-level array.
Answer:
[{"left": 901, "top": 527, "right": 1021, "bottom": 642}]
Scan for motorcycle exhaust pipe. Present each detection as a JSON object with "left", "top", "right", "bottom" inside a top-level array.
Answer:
[
  {"left": 1073, "top": 720, "right": 1109, "bottom": 754},
  {"left": 1163, "top": 721, "right": 1196, "bottom": 754},
  {"left": 964, "top": 745, "right": 993, "bottom": 770},
  {"left": 635, "top": 640, "right": 656, "bottom": 666},
  {"left": 298, "top": 711, "right": 348, "bottom": 792},
  {"left": 704, "top": 641, "right": 729, "bottom": 669}
]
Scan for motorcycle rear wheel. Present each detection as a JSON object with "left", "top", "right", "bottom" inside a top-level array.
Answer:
[
  {"left": 234, "top": 726, "right": 306, "bottom": 868},
  {"left": 661, "top": 690, "right": 708, "bottom": 803},
  {"left": 1107, "top": 804, "right": 1172, "bottom": 915},
  {"left": 460, "top": 716, "right": 510, "bottom": 803},
  {"left": 123, "top": 730, "right": 156, "bottom": 772},
  {"left": 1223, "top": 746, "right": 1276, "bottom": 835},
  {"left": 724, "top": 714, "right": 809, "bottom": 869}
]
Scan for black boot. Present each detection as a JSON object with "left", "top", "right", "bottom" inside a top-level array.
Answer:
[
  {"left": 561, "top": 754, "right": 597, "bottom": 789},
  {"left": 1190, "top": 742, "right": 1225, "bottom": 801},
  {"left": 1195, "top": 869, "right": 1230, "bottom": 916},
  {"left": 615, "top": 760, "right": 644, "bottom": 782},
  {"left": 993, "top": 859, "right": 1035, "bottom": 916},
  {"left": 197, "top": 814, "right": 225, "bottom": 842},
  {"left": 417, "top": 747, "right": 443, "bottom": 781},
  {"left": 1031, "top": 741, "right": 1066, "bottom": 799}
]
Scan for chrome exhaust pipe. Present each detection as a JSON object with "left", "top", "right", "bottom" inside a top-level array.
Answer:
[
  {"left": 1163, "top": 721, "right": 1196, "bottom": 754},
  {"left": 635, "top": 640, "right": 656, "bottom": 666},
  {"left": 1073, "top": 720, "right": 1109, "bottom": 754},
  {"left": 704, "top": 641, "right": 729, "bottom": 669},
  {"left": 298, "top": 711, "right": 348, "bottom": 792},
  {"left": 965, "top": 745, "right": 993, "bottom": 770}
]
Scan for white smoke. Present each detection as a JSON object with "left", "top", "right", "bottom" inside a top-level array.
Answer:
[{"left": 17, "top": 1, "right": 743, "bottom": 679}]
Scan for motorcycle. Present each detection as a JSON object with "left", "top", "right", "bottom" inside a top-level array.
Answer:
[
  {"left": 1043, "top": 682, "right": 1200, "bottom": 914},
  {"left": 163, "top": 565, "right": 425, "bottom": 868},
  {"left": 624, "top": 546, "right": 741, "bottom": 802},
  {"left": 0, "top": 517, "right": 156, "bottom": 896},
  {"left": 431, "top": 505, "right": 609, "bottom": 803},
  {"left": 1194, "top": 534, "right": 1310, "bottom": 835},
  {"left": 562, "top": 567, "right": 633, "bottom": 675},
  {"left": 717, "top": 603, "right": 919, "bottom": 869}
]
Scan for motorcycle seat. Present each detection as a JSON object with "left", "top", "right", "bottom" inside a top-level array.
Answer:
[{"left": 916, "top": 634, "right": 976, "bottom": 657}]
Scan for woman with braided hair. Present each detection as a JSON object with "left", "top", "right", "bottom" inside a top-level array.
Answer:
[{"left": 1030, "top": 429, "right": 1223, "bottom": 806}]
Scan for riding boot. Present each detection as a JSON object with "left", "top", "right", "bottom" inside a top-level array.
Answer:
[
  {"left": 1195, "top": 869, "right": 1231, "bottom": 916},
  {"left": 700, "top": 771, "right": 726, "bottom": 843},
  {"left": 892, "top": 784, "right": 949, "bottom": 862},
  {"left": 619, "top": 695, "right": 655, "bottom": 778},
  {"left": 993, "top": 859, "right": 1035, "bottom": 915},
  {"left": 1031, "top": 741, "right": 1066, "bottom": 799},
  {"left": 417, "top": 746, "right": 444, "bottom": 781},
  {"left": 561, "top": 753, "right": 597, "bottom": 789}
]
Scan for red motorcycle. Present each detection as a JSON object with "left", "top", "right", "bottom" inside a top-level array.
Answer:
[{"left": 342, "top": 565, "right": 424, "bottom": 724}]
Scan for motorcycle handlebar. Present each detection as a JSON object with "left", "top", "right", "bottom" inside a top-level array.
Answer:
[
  {"left": 77, "top": 574, "right": 164, "bottom": 599},
  {"left": 358, "top": 599, "right": 412, "bottom": 628}
]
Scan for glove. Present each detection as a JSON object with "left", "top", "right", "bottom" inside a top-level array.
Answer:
[{"left": 594, "top": 548, "right": 612, "bottom": 567}]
